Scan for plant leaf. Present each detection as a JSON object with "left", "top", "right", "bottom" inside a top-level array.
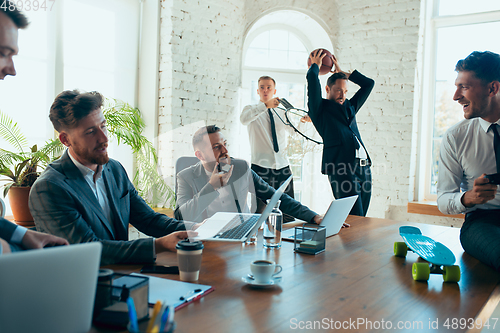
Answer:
[{"left": 0, "top": 109, "right": 28, "bottom": 153}]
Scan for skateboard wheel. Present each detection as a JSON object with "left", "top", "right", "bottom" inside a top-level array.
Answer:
[
  {"left": 443, "top": 265, "right": 461, "bottom": 283},
  {"left": 412, "top": 262, "right": 430, "bottom": 281},
  {"left": 394, "top": 242, "right": 408, "bottom": 257}
]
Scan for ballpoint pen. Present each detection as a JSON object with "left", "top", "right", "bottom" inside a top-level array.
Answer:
[
  {"left": 164, "top": 305, "right": 175, "bottom": 332},
  {"left": 184, "top": 290, "right": 205, "bottom": 303},
  {"left": 151, "top": 301, "right": 168, "bottom": 333},
  {"left": 146, "top": 300, "right": 162, "bottom": 333},
  {"left": 126, "top": 297, "right": 139, "bottom": 332},
  {"left": 179, "top": 288, "right": 202, "bottom": 301},
  {"left": 159, "top": 305, "right": 170, "bottom": 332}
]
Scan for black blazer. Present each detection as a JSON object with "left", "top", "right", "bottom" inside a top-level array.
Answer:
[{"left": 306, "top": 64, "right": 375, "bottom": 174}]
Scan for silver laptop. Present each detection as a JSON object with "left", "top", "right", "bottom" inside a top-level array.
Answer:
[
  {"left": 0, "top": 242, "right": 102, "bottom": 333},
  {"left": 282, "top": 195, "right": 358, "bottom": 241},
  {"left": 193, "top": 176, "right": 293, "bottom": 242}
]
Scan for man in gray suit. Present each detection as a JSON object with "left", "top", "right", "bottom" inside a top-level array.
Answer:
[
  {"left": 175, "top": 125, "right": 322, "bottom": 224},
  {"left": 29, "top": 90, "right": 196, "bottom": 265},
  {"left": 0, "top": 3, "right": 69, "bottom": 254}
]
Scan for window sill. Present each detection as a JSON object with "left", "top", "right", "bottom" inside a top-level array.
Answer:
[{"left": 407, "top": 202, "right": 463, "bottom": 219}]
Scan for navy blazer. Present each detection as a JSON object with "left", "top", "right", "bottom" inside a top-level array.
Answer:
[
  {"left": 174, "top": 159, "right": 317, "bottom": 223},
  {"left": 0, "top": 218, "right": 17, "bottom": 243},
  {"left": 307, "top": 64, "right": 375, "bottom": 174},
  {"left": 29, "top": 151, "right": 186, "bottom": 265}
]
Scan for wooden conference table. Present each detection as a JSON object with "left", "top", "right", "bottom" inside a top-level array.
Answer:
[{"left": 93, "top": 216, "right": 500, "bottom": 333}]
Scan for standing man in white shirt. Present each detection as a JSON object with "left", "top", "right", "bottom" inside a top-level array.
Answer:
[
  {"left": 437, "top": 51, "right": 500, "bottom": 270},
  {"left": 240, "top": 76, "right": 295, "bottom": 221},
  {"left": 0, "top": 2, "right": 69, "bottom": 254}
]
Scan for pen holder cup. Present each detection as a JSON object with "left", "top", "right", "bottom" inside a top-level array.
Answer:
[
  {"left": 293, "top": 225, "right": 326, "bottom": 255},
  {"left": 93, "top": 273, "right": 149, "bottom": 328},
  {"left": 127, "top": 321, "right": 176, "bottom": 333}
]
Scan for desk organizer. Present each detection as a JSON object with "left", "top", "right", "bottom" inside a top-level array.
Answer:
[
  {"left": 93, "top": 272, "right": 149, "bottom": 328},
  {"left": 293, "top": 225, "right": 326, "bottom": 255}
]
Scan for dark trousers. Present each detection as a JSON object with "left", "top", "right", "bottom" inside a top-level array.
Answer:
[
  {"left": 251, "top": 164, "right": 295, "bottom": 222},
  {"left": 328, "top": 163, "right": 371, "bottom": 217},
  {"left": 461, "top": 209, "right": 500, "bottom": 271}
]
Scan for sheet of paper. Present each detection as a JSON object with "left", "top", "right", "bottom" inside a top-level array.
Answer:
[{"left": 131, "top": 273, "right": 213, "bottom": 309}]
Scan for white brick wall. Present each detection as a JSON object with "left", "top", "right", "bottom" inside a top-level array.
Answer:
[
  {"left": 158, "top": 0, "right": 245, "bottom": 190},
  {"left": 157, "top": 0, "right": 461, "bottom": 226}
]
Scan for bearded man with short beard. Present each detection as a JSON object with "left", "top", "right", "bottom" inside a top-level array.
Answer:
[{"left": 29, "top": 90, "right": 197, "bottom": 265}]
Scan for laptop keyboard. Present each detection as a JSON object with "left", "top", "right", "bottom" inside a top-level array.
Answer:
[{"left": 215, "top": 215, "right": 260, "bottom": 239}]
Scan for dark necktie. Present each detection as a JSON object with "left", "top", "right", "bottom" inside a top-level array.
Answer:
[
  {"left": 491, "top": 123, "right": 500, "bottom": 173},
  {"left": 268, "top": 109, "right": 279, "bottom": 153}
]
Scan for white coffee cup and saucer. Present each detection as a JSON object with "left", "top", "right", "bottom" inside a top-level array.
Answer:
[{"left": 242, "top": 260, "right": 283, "bottom": 288}]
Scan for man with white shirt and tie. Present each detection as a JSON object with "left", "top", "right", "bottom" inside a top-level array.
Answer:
[
  {"left": 240, "top": 76, "right": 295, "bottom": 221},
  {"left": 437, "top": 51, "right": 500, "bottom": 271}
]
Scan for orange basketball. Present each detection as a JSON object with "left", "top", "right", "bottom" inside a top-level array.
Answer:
[{"left": 307, "top": 48, "right": 334, "bottom": 75}]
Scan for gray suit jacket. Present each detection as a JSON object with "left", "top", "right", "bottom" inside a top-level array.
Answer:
[
  {"left": 175, "top": 159, "right": 317, "bottom": 223},
  {"left": 29, "top": 151, "right": 186, "bottom": 265}
]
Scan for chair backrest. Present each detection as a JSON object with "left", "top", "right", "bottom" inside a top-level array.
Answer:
[{"left": 175, "top": 156, "right": 200, "bottom": 195}]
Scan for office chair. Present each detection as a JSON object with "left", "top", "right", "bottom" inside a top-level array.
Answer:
[{"left": 174, "top": 156, "right": 200, "bottom": 195}]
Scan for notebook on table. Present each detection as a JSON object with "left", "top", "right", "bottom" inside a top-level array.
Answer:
[
  {"left": 0, "top": 242, "right": 102, "bottom": 333},
  {"left": 193, "top": 176, "right": 292, "bottom": 242},
  {"left": 282, "top": 195, "right": 358, "bottom": 241}
]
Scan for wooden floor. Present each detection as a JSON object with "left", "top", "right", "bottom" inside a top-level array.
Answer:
[{"left": 94, "top": 216, "right": 500, "bottom": 333}]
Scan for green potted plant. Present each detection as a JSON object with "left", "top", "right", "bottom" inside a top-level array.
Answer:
[
  {"left": 0, "top": 100, "right": 175, "bottom": 223},
  {"left": 0, "top": 110, "right": 64, "bottom": 222},
  {"left": 102, "top": 99, "right": 175, "bottom": 210}
]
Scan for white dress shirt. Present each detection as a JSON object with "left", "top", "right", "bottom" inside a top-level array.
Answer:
[
  {"left": 10, "top": 225, "right": 27, "bottom": 244},
  {"left": 355, "top": 136, "right": 368, "bottom": 159},
  {"left": 240, "top": 102, "right": 291, "bottom": 170},
  {"left": 437, "top": 117, "right": 500, "bottom": 215},
  {"left": 68, "top": 151, "right": 115, "bottom": 233}
]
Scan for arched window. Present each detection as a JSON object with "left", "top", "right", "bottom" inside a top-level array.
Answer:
[
  {"left": 244, "top": 29, "right": 309, "bottom": 70},
  {"left": 239, "top": 10, "right": 333, "bottom": 209}
]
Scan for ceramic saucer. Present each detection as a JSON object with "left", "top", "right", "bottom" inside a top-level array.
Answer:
[{"left": 242, "top": 274, "right": 282, "bottom": 288}]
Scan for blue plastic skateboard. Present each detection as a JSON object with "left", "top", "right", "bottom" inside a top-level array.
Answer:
[{"left": 394, "top": 226, "right": 461, "bottom": 282}]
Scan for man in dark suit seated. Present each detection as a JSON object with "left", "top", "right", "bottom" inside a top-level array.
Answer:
[
  {"left": 305, "top": 50, "right": 375, "bottom": 216},
  {"left": 174, "top": 125, "right": 322, "bottom": 224},
  {"left": 0, "top": 3, "right": 69, "bottom": 254},
  {"left": 29, "top": 90, "right": 196, "bottom": 265}
]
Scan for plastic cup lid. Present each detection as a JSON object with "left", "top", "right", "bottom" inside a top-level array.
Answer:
[{"left": 176, "top": 240, "right": 204, "bottom": 251}]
